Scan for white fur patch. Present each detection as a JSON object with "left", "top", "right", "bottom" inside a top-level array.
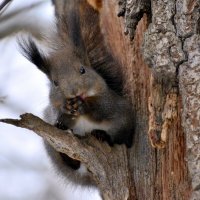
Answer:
[
  {"left": 72, "top": 116, "right": 110, "bottom": 136},
  {"left": 87, "top": 89, "right": 97, "bottom": 97}
]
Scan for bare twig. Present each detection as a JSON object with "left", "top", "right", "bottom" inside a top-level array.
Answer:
[
  {"left": 0, "top": 0, "right": 12, "bottom": 11},
  {"left": 0, "top": 96, "right": 7, "bottom": 103},
  {"left": 0, "top": 0, "right": 12, "bottom": 15},
  {"left": 0, "top": 1, "right": 48, "bottom": 39},
  {"left": 0, "top": 1, "right": 46, "bottom": 22}
]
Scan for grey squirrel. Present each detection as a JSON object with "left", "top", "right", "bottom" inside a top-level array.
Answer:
[{"left": 19, "top": 0, "right": 134, "bottom": 187}]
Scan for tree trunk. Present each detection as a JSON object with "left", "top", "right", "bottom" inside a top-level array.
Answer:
[
  {"left": 2, "top": 0, "right": 199, "bottom": 199},
  {"left": 97, "top": 0, "right": 198, "bottom": 199}
]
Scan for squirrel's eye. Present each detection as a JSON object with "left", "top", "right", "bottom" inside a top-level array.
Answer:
[
  {"left": 53, "top": 81, "right": 58, "bottom": 87},
  {"left": 80, "top": 66, "right": 85, "bottom": 74}
]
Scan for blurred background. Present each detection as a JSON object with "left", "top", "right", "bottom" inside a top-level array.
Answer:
[{"left": 0, "top": 0, "right": 101, "bottom": 199}]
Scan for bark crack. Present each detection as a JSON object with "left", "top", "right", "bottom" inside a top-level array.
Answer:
[{"left": 171, "top": 0, "right": 177, "bottom": 34}]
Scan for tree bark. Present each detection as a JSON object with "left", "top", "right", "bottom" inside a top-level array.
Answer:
[
  {"left": 103, "top": 0, "right": 197, "bottom": 199},
  {"left": 1, "top": 0, "right": 199, "bottom": 199}
]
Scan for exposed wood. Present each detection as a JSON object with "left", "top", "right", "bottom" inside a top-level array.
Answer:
[{"left": 148, "top": 76, "right": 178, "bottom": 149}]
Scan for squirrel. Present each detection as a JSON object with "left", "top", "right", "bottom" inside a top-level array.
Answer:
[{"left": 19, "top": 0, "right": 134, "bottom": 187}]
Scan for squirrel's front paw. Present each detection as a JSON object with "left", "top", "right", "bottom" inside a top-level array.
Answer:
[{"left": 65, "top": 97, "right": 84, "bottom": 116}]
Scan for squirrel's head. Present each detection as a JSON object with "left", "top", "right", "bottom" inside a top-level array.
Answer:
[{"left": 19, "top": 37, "right": 108, "bottom": 109}]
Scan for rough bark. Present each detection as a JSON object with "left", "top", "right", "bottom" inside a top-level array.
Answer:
[
  {"left": 179, "top": 34, "right": 200, "bottom": 200},
  {"left": 142, "top": 0, "right": 200, "bottom": 199},
  {"left": 101, "top": 0, "right": 194, "bottom": 199},
  {"left": 1, "top": 0, "right": 199, "bottom": 199},
  {"left": 117, "top": 0, "right": 151, "bottom": 40}
]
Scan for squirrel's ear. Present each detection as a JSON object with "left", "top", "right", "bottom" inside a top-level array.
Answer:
[{"left": 18, "top": 37, "right": 50, "bottom": 76}]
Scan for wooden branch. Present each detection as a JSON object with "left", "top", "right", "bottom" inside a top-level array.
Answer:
[{"left": 0, "top": 113, "right": 134, "bottom": 200}]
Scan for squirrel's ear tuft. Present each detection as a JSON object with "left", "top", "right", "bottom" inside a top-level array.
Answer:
[{"left": 18, "top": 37, "right": 50, "bottom": 76}]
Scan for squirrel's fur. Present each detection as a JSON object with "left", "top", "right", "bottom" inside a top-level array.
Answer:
[{"left": 19, "top": 0, "right": 134, "bottom": 187}]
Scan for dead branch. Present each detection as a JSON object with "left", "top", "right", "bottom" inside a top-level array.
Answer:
[{"left": 0, "top": 113, "right": 134, "bottom": 200}]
